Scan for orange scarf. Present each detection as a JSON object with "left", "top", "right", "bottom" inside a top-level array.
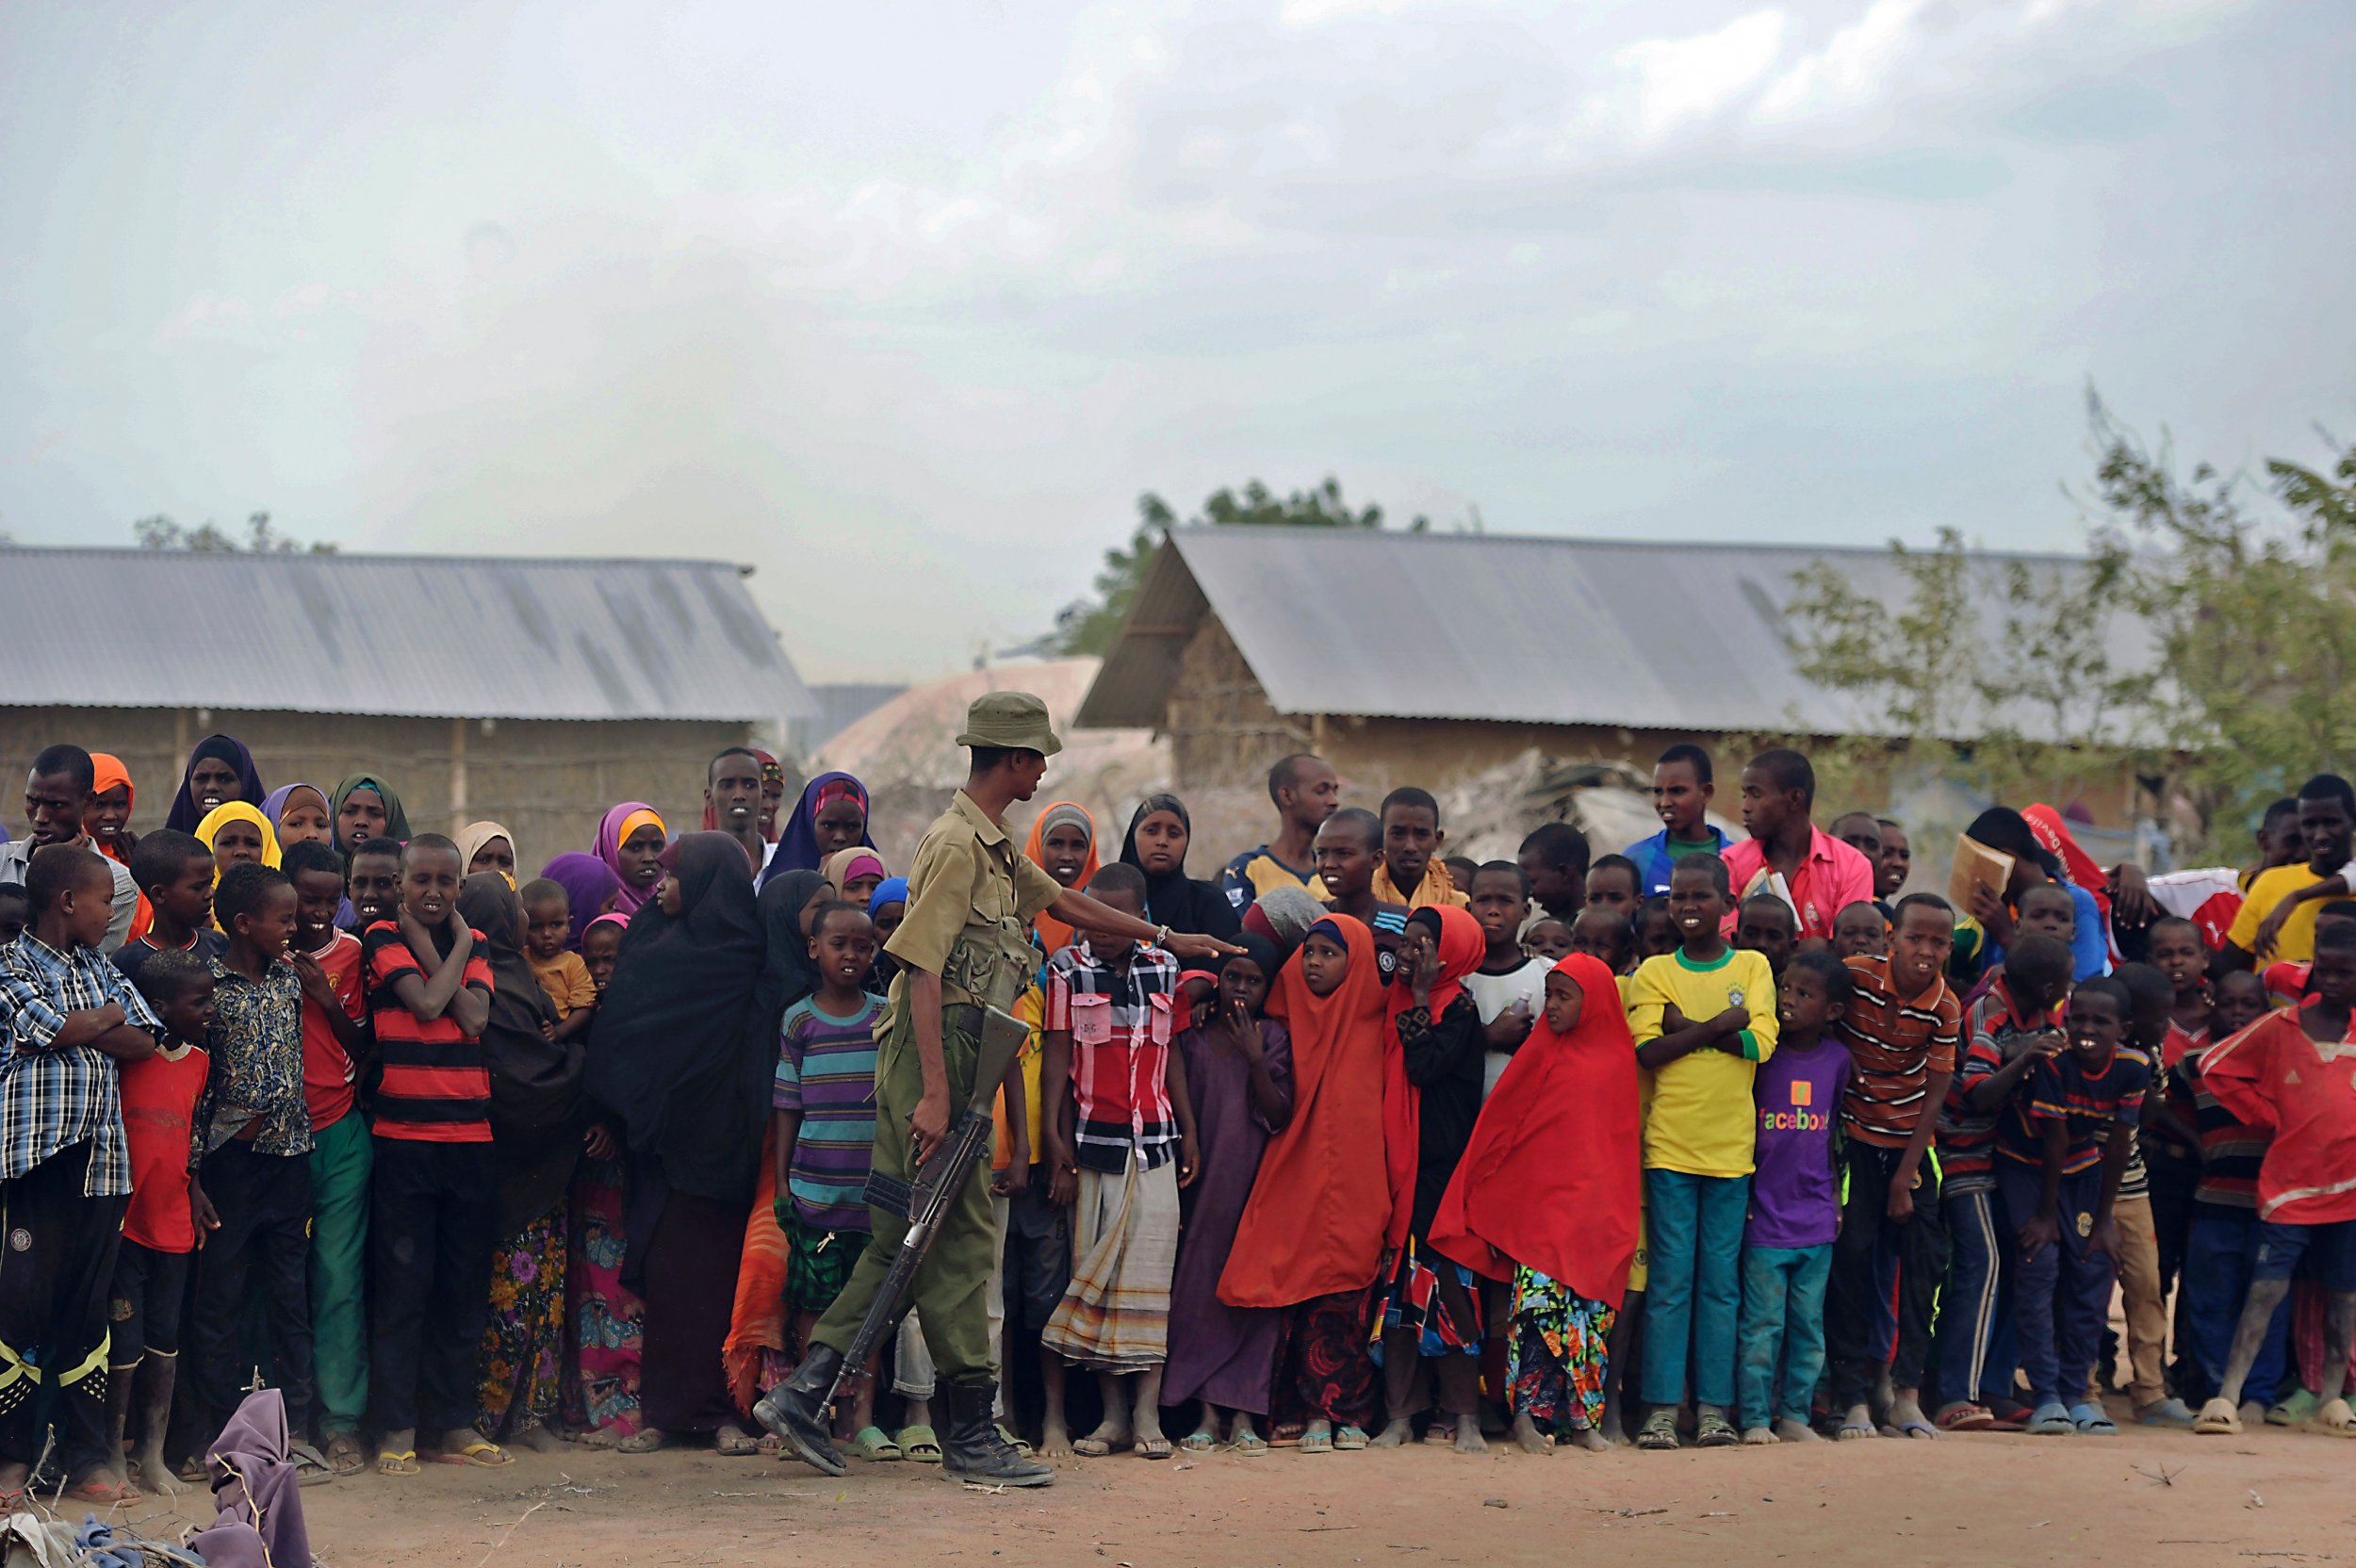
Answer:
[
  {"left": 1023, "top": 802, "right": 1099, "bottom": 956},
  {"left": 723, "top": 1120, "right": 793, "bottom": 1414}
]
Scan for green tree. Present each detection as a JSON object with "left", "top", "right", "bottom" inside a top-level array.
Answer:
[
  {"left": 1051, "top": 478, "right": 1424, "bottom": 656},
  {"left": 134, "top": 511, "right": 335, "bottom": 554}
]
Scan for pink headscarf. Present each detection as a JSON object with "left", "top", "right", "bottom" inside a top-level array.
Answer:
[{"left": 596, "top": 802, "right": 665, "bottom": 916}]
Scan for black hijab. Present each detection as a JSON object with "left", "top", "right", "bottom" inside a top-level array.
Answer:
[
  {"left": 587, "top": 832, "right": 767, "bottom": 1205},
  {"left": 1119, "top": 793, "right": 1242, "bottom": 941},
  {"left": 458, "top": 873, "right": 581, "bottom": 1234},
  {"left": 752, "top": 871, "right": 828, "bottom": 1037}
]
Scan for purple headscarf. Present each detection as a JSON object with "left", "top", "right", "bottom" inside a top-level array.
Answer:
[
  {"left": 595, "top": 802, "right": 666, "bottom": 916},
  {"left": 542, "top": 852, "right": 623, "bottom": 950}
]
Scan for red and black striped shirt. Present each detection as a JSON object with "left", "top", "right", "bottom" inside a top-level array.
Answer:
[{"left": 362, "top": 921, "right": 494, "bottom": 1144}]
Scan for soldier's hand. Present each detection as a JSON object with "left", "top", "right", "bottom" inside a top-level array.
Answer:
[
  {"left": 1165, "top": 932, "right": 1243, "bottom": 962},
  {"left": 909, "top": 1089, "right": 952, "bottom": 1168}
]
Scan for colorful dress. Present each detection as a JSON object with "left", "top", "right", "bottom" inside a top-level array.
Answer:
[
  {"left": 1508, "top": 1269, "right": 1614, "bottom": 1434},
  {"left": 565, "top": 1158, "right": 643, "bottom": 1437},
  {"left": 479, "top": 1200, "right": 568, "bottom": 1437}
]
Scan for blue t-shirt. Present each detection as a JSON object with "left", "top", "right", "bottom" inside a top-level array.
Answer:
[
  {"left": 1745, "top": 1036, "right": 1849, "bottom": 1249},
  {"left": 1625, "top": 825, "right": 1732, "bottom": 898}
]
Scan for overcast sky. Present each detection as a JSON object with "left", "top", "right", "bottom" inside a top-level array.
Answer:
[{"left": 2, "top": 1, "right": 2348, "bottom": 682}]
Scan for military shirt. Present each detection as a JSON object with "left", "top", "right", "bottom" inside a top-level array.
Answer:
[{"left": 885, "top": 791, "right": 1065, "bottom": 1013}]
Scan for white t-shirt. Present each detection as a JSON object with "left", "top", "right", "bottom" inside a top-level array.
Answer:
[{"left": 1465, "top": 958, "right": 1551, "bottom": 1100}]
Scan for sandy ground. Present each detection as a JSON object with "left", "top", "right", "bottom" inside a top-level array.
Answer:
[{"left": 100, "top": 1408, "right": 2356, "bottom": 1568}]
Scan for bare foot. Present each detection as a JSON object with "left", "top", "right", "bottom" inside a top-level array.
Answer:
[
  {"left": 1566, "top": 1425, "right": 1612, "bottom": 1452},
  {"left": 1454, "top": 1422, "right": 1488, "bottom": 1454},
  {"left": 510, "top": 1424, "right": 563, "bottom": 1454},
  {"left": 1039, "top": 1420, "right": 1072, "bottom": 1459},
  {"left": 1741, "top": 1426, "right": 1775, "bottom": 1446},
  {"left": 0, "top": 1461, "right": 28, "bottom": 1494},
  {"left": 615, "top": 1426, "right": 670, "bottom": 1454},
  {"left": 1368, "top": 1416, "right": 1415, "bottom": 1449},
  {"left": 1511, "top": 1413, "right": 1551, "bottom": 1456},
  {"left": 1775, "top": 1417, "right": 1823, "bottom": 1443},
  {"left": 575, "top": 1426, "right": 625, "bottom": 1450},
  {"left": 130, "top": 1442, "right": 181, "bottom": 1494}
]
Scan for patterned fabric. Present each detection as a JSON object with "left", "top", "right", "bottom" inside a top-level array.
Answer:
[
  {"left": 363, "top": 921, "right": 496, "bottom": 1142},
  {"left": 564, "top": 1158, "right": 643, "bottom": 1437},
  {"left": 1835, "top": 952, "right": 1961, "bottom": 1148},
  {"left": 198, "top": 956, "right": 312, "bottom": 1157},
  {"left": 1272, "top": 1286, "right": 1379, "bottom": 1429},
  {"left": 478, "top": 1200, "right": 567, "bottom": 1438},
  {"left": 774, "top": 993, "right": 885, "bottom": 1232},
  {"left": 0, "top": 932, "right": 158, "bottom": 1195},
  {"left": 1044, "top": 940, "right": 1182, "bottom": 1173},
  {"left": 2000, "top": 1043, "right": 2153, "bottom": 1175},
  {"left": 1939, "top": 977, "right": 2062, "bottom": 1194},
  {"left": 1370, "top": 1234, "right": 1483, "bottom": 1359},
  {"left": 783, "top": 1207, "right": 869, "bottom": 1314},
  {"left": 2182, "top": 1053, "right": 2270, "bottom": 1213},
  {"left": 1508, "top": 1268, "right": 1614, "bottom": 1434},
  {"left": 1042, "top": 1152, "right": 1181, "bottom": 1370}
]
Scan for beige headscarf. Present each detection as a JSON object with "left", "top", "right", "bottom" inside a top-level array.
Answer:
[{"left": 456, "top": 820, "right": 520, "bottom": 888}]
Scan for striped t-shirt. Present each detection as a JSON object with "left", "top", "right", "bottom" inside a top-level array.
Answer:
[
  {"left": 1938, "top": 977, "right": 2061, "bottom": 1194},
  {"left": 363, "top": 921, "right": 495, "bottom": 1143},
  {"left": 775, "top": 993, "right": 885, "bottom": 1233},
  {"left": 1999, "top": 1042, "right": 2151, "bottom": 1176},
  {"left": 1836, "top": 953, "right": 1961, "bottom": 1149}
]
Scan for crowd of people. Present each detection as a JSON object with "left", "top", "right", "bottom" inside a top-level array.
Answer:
[{"left": 0, "top": 714, "right": 2351, "bottom": 1506}]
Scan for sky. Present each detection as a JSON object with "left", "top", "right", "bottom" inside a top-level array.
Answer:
[{"left": 2, "top": 0, "right": 2349, "bottom": 683}]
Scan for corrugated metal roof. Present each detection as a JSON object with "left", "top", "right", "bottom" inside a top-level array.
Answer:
[
  {"left": 0, "top": 547, "right": 816, "bottom": 722},
  {"left": 1077, "top": 528, "right": 2151, "bottom": 740}
]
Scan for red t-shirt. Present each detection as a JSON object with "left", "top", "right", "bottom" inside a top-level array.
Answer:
[
  {"left": 2202, "top": 1008, "right": 2356, "bottom": 1224},
  {"left": 121, "top": 1042, "right": 209, "bottom": 1253},
  {"left": 363, "top": 921, "right": 495, "bottom": 1143},
  {"left": 301, "top": 930, "right": 367, "bottom": 1133}
]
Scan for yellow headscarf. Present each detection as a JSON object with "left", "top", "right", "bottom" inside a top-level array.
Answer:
[
  {"left": 457, "top": 820, "right": 520, "bottom": 889},
  {"left": 194, "top": 800, "right": 283, "bottom": 874}
]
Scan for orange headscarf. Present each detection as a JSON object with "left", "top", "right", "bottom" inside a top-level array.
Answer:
[
  {"left": 1429, "top": 955, "right": 1643, "bottom": 1308},
  {"left": 89, "top": 753, "right": 151, "bottom": 942},
  {"left": 1219, "top": 915, "right": 1391, "bottom": 1309},
  {"left": 1383, "top": 905, "right": 1485, "bottom": 1250},
  {"left": 1023, "top": 802, "right": 1099, "bottom": 956}
]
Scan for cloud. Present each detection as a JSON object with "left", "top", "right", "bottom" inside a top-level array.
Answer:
[{"left": 1596, "top": 9, "right": 1790, "bottom": 145}]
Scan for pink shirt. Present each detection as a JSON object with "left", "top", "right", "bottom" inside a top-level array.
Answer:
[{"left": 1722, "top": 825, "right": 1876, "bottom": 941}]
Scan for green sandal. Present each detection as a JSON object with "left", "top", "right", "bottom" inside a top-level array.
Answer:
[
  {"left": 995, "top": 1422, "right": 1033, "bottom": 1455},
  {"left": 1693, "top": 1409, "right": 1740, "bottom": 1448},
  {"left": 1635, "top": 1409, "right": 1680, "bottom": 1450},
  {"left": 851, "top": 1426, "right": 902, "bottom": 1461},
  {"left": 899, "top": 1424, "right": 941, "bottom": 1463},
  {"left": 1299, "top": 1428, "right": 1334, "bottom": 1455},
  {"left": 1333, "top": 1425, "right": 1370, "bottom": 1450},
  {"left": 1179, "top": 1430, "right": 1218, "bottom": 1453}
]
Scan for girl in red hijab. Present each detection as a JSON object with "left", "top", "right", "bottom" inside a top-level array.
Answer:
[
  {"left": 1369, "top": 905, "right": 1491, "bottom": 1452},
  {"left": 1431, "top": 954, "right": 1641, "bottom": 1453}
]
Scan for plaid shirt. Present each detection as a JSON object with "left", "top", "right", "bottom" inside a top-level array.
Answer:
[
  {"left": 1044, "top": 939, "right": 1180, "bottom": 1173},
  {"left": 195, "top": 956, "right": 312, "bottom": 1161},
  {"left": 0, "top": 933, "right": 161, "bottom": 1196}
]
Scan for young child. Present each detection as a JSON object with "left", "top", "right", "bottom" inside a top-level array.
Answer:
[
  {"left": 1627, "top": 743, "right": 1728, "bottom": 898},
  {"left": 1833, "top": 901, "right": 1889, "bottom": 960},
  {"left": 1569, "top": 908, "right": 1635, "bottom": 975},
  {"left": 365, "top": 834, "right": 501, "bottom": 1474},
  {"left": 2179, "top": 969, "right": 2289, "bottom": 1420},
  {"left": 1734, "top": 895, "right": 1797, "bottom": 981},
  {"left": 110, "top": 949, "right": 216, "bottom": 1494},
  {"left": 1930, "top": 933, "right": 2071, "bottom": 1430},
  {"left": 2000, "top": 975, "right": 2147, "bottom": 1435},
  {"left": 114, "top": 830, "right": 222, "bottom": 987},
  {"left": 285, "top": 840, "right": 373, "bottom": 1471},
  {"left": 581, "top": 912, "right": 627, "bottom": 993},
  {"left": 521, "top": 879, "right": 598, "bottom": 1043},
  {"left": 1039, "top": 863, "right": 1194, "bottom": 1460},
  {"left": 773, "top": 904, "right": 890, "bottom": 1450},
  {"left": 187, "top": 863, "right": 317, "bottom": 1444},
  {"left": 2195, "top": 922, "right": 2356, "bottom": 1436},
  {"left": 1517, "top": 823, "right": 1592, "bottom": 925},
  {"left": 1165, "top": 939, "right": 1294, "bottom": 1453},
  {"left": 1373, "top": 788, "right": 1467, "bottom": 910},
  {"left": 1826, "top": 893, "right": 1959, "bottom": 1441},
  {"left": 0, "top": 884, "right": 25, "bottom": 945},
  {"left": 1737, "top": 952, "right": 1851, "bottom": 1444},
  {"left": 1464, "top": 863, "right": 1548, "bottom": 1097},
  {"left": 1316, "top": 808, "right": 1411, "bottom": 983},
  {"left": 1628, "top": 854, "right": 1779, "bottom": 1449},
  {"left": 1634, "top": 895, "right": 1680, "bottom": 963},
  {"left": 344, "top": 836, "right": 405, "bottom": 936},
  {"left": 1524, "top": 918, "right": 1576, "bottom": 963},
  {"left": 2111, "top": 963, "right": 2198, "bottom": 1425},
  {"left": 1585, "top": 856, "right": 1641, "bottom": 920}
]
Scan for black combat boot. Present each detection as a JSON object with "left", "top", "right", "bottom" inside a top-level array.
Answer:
[
  {"left": 941, "top": 1380, "right": 1054, "bottom": 1487},
  {"left": 751, "top": 1345, "right": 846, "bottom": 1476}
]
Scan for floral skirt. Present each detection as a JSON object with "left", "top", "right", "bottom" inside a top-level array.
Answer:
[
  {"left": 565, "top": 1159, "right": 645, "bottom": 1437},
  {"left": 479, "top": 1200, "right": 568, "bottom": 1437},
  {"left": 1272, "top": 1285, "right": 1379, "bottom": 1429},
  {"left": 1508, "top": 1268, "right": 1614, "bottom": 1435}
]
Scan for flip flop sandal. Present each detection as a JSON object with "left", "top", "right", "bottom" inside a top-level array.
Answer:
[
  {"left": 1835, "top": 1415, "right": 1877, "bottom": 1441},
  {"left": 64, "top": 1477, "right": 137, "bottom": 1506},
  {"left": 2067, "top": 1402, "right": 2118, "bottom": 1436},
  {"left": 1268, "top": 1422, "right": 1306, "bottom": 1448},
  {"left": 1421, "top": 1422, "right": 1457, "bottom": 1446},
  {"left": 1333, "top": 1426, "right": 1370, "bottom": 1450},
  {"left": 1935, "top": 1404, "right": 1996, "bottom": 1432},
  {"left": 289, "top": 1443, "right": 338, "bottom": 1485},
  {"left": 1635, "top": 1410, "right": 1680, "bottom": 1450},
  {"left": 429, "top": 1440, "right": 514, "bottom": 1467},
  {"left": 996, "top": 1423, "right": 1034, "bottom": 1455},
  {"left": 1230, "top": 1432, "right": 1268, "bottom": 1456},
  {"left": 899, "top": 1425, "right": 942, "bottom": 1462},
  {"left": 322, "top": 1432, "right": 368, "bottom": 1477},
  {"left": 1070, "top": 1435, "right": 1119, "bottom": 1458},
  {"left": 2024, "top": 1403, "right": 2075, "bottom": 1436},
  {"left": 1298, "top": 1429, "right": 1334, "bottom": 1455},
  {"left": 850, "top": 1426, "right": 902, "bottom": 1461},
  {"left": 377, "top": 1449, "right": 420, "bottom": 1477},
  {"left": 1179, "top": 1432, "right": 1218, "bottom": 1454},
  {"left": 1137, "top": 1437, "right": 1174, "bottom": 1460},
  {"left": 2307, "top": 1396, "right": 2356, "bottom": 1437},
  {"left": 713, "top": 1428, "right": 763, "bottom": 1457},
  {"left": 615, "top": 1429, "right": 669, "bottom": 1453},
  {"left": 2192, "top": 1398, "right": 2243, "bottom": 1436}
]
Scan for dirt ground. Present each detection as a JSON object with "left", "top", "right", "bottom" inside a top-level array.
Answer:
[{"left": 107, "top": 1409, "right": 2356, "bottom": 1568}]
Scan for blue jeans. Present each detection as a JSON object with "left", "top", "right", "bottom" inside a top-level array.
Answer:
[
  {"left": 1932, "top": 1184, "right": 2016, "bottom": 1408},
  {"left": 1738, "top": 1244, "right": 1830, "bottom": 1429},
  {"left": 2184, "top": 1211, "right": 2291, "bottom": 1406},
  {"left": 1997, "top": 1163, "right": 2115, "bottom": 1410},
  {"left": 1641, "top": 1169, "right": 1749, "bottom": 1409}
]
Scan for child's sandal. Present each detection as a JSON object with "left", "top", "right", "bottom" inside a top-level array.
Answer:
[
  {"left": 1635, "top": 1410, "right": 1679, "bottom": 1450},
  {"left": 377, "top": 1449, "right": 420, "bottom": 1477}
]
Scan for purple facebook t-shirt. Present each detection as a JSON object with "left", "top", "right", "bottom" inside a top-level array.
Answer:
[{"left": 1746, "top": 1037, "right": 1851, "bottom": 1250}]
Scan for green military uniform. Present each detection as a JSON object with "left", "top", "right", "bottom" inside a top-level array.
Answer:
[{"left": 809, "top": 701, "right": 1065, "bottom": 1388}]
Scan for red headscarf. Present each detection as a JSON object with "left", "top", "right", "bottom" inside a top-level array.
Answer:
[
  {"left": 1428, "top": 955, "right": 1642, "bottom": 1308},
  {"left": 2024, "top": 802, "right": 2115, "bottom": 953},
  {"left": 1219, "top": 915, "right": 1391, "bottom": 1309},
  {"left": 1382, "top": 905, "right": 1484, "bottom": 1250},
  {"left": 1023, "top": 802, "right": 1099, "bottom": 957}
]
